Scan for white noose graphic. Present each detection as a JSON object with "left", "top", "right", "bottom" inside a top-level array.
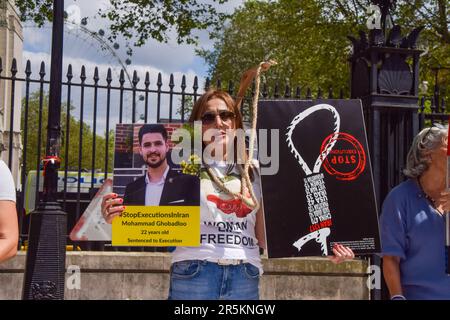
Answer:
[
  {"left": 286, "top": 103, "right": 340, "bottom": 256},
  {"left": 286, "top": 104, "right": 340, "bottom": 175}
]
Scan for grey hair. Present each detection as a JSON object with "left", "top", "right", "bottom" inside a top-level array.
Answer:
[{"left": 403, "top": 125, "right": 448, "bottom": 178}]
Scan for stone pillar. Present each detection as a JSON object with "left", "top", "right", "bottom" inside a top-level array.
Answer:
[{"left": 0, "top": 0, "right": 23, "bottom": 186}]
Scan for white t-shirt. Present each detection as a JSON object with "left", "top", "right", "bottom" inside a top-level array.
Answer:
[
  {"left": 172, "top": 161, "right": 264, "bottom": 274},
  {"left": 0, "top": 160, "right": 16, "bottom": 202}
]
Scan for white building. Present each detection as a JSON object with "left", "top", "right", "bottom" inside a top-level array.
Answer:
[{"left": 0, "top": 0, "right": 23, "bottom": 186}]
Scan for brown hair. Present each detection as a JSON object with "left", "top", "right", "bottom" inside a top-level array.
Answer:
[{"left": 189, "top": 89, "right": 254, "bottom": 180}]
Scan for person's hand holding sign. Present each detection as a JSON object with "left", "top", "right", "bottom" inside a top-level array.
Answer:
[
  {"left": 435, "top": 190, "right": 450, "bottom": 213},
  {"left": 101, "top": 193, "right": 125, "bottom": 224},
  {"left": 328, "top": 244, "right": 355, "bottom": 264}
]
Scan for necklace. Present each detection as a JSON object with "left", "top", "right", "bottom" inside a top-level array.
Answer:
[{"left": 417, "top": 178, "right": 444, "bottom": 214}]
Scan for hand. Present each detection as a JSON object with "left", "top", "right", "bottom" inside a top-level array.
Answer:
[
  {"left": 438, "top": 191, "right": 450, "bottom": 213},
  {"left": 101, "top": 193, "right": 125, "bottom": 224},
  {"left": 260, "top": 60, "right": 277, "bottom": 73},
  {"left": 236, "top": 60, "right": 277, "bottom": 102},
  {"left": 328, "top": 244, "right": 355, "bottom": 264}
]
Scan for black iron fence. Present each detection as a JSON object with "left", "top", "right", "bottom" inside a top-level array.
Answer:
[
  {"left": 1, "top": 57, "right": 351, "bottom": 251},
  {"left": 2, "top": 57, "right": 448, "bottom": 252},
  {"left": 419, "top": 95, "right": 449, "bottom": 127}
]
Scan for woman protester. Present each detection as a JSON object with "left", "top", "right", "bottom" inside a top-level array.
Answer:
[
  {"left": 381, "top": 124, "right": 450, "bottom": 300},
  {"left": 102, "top": 61, "right": 354, "bottom": 300},
  {"left": 165, "top": 61, "right": 354, "bottom": 300}
]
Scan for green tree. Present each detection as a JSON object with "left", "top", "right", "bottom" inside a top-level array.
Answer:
[
  {"left": 320, "top": 1, "right": 449, "bottom": 45},
  {"left": 21, "top": 91, "right": 115, "bottom": 175},
  {"left": 322, "top": 0, "right": 450, "bottom": 103},
  {"left": 15, "top": 0, "right": 230, "bottom": 55},
  {"left": 198, "top": 0, "right": 357, "bottom": 96},
  {"left": 176, "top": 95, "right": 194, "bottom": 120},
  {"left": 199, "top": 0, "right": 449, "bottom": 105}
]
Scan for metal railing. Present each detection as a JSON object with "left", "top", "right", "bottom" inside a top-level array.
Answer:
[
  {"left": 0, "top": 57, "right": 349, "bottom": 250},
  {"left": 419, "top": 95, "right": 448, "bottom": 128}
]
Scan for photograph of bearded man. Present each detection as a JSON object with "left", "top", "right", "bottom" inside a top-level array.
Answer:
[
  {"left": 102, "top": 123, "right": 199, "bottom": 225},
  {"left": 121, "top": 124, "right": 199, "bottom": 207}
]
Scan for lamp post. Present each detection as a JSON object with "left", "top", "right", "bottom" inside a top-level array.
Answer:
[{"left": 22, "top": 0, "right": 67, "bottom": 300}]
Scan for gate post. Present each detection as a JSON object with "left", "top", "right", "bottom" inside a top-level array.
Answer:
[{"left": 348, "top": 0, "right": 423, "bottom": 300}]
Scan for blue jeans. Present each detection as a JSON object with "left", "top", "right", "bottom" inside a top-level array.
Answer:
[{"left": 168, "top": 260, "right": 260, "bottom": 300}]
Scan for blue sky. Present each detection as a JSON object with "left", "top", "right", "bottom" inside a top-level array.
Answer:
[
  {"left": 21, "top": 0, "right": 243, "bottom": 130},
  {"left": 23, "top": 0, "right": 243, "bottom": 83}
]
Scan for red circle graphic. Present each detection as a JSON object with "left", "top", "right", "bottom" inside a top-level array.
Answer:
[{"left": 320, "top": 132, "right": 366, "bottom": 181}]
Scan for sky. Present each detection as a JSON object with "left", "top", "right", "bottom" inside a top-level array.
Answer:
[
  {"left": 23, "top": 0, "right": 244, "bottom": 84},
  {"left": 21, "top": 0, "right": 244, "bottom": 131}
]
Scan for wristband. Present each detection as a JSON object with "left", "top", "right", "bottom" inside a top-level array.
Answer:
[{"left": 390, "top": 294, "right": 406, "bottom": 300}]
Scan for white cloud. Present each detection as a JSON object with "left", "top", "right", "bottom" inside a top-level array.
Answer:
[
  {"left": 22, "top": 50, "right": 206, "bottom": 135},
  {"left": 73, "top": 0, "right": 244, "bottom": 72},
  {"left": 16, "top": 0, "right": 246, "bottom": 177},
  {"left": 20, "top": 0, "right": 244, "bottom": 136},
  {"left": 22, "top": 26, "right": 50, "bottom": 50},
  {"left": 23, "top": 50, "right": 205, "bottom": 88},
  {"left": 23, "top": 0, "right": 243, "bottom": 79}
]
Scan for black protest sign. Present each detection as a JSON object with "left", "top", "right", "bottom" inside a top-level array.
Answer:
[{"left": 257, "top": 99, "right": 380, "bottom": 258}]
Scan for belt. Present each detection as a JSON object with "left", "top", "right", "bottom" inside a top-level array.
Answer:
[{"left": 206, "top": 258, "right": 246, "bottom": 266}]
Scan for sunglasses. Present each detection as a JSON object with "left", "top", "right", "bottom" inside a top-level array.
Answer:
[
  {"left": 421, "top": 122, "right": 446, "bottom": 143},
  {"left": 201, "top": 110, "right": 235, "bottom": 124},
  {"left": 424, "top": 122, "right": 446, "bottom": 136}
]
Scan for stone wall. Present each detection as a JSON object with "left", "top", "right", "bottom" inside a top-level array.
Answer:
[{"left": 0, "top": 252, "right": 369, "bottom": 300}]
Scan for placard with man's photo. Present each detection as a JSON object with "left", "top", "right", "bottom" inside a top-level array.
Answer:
[
  {"left": 113, "top": 123, "right": 200, "bottom": 207},
  {"left": 111, "top": 123, "right": 201, "bottom": 247}
]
